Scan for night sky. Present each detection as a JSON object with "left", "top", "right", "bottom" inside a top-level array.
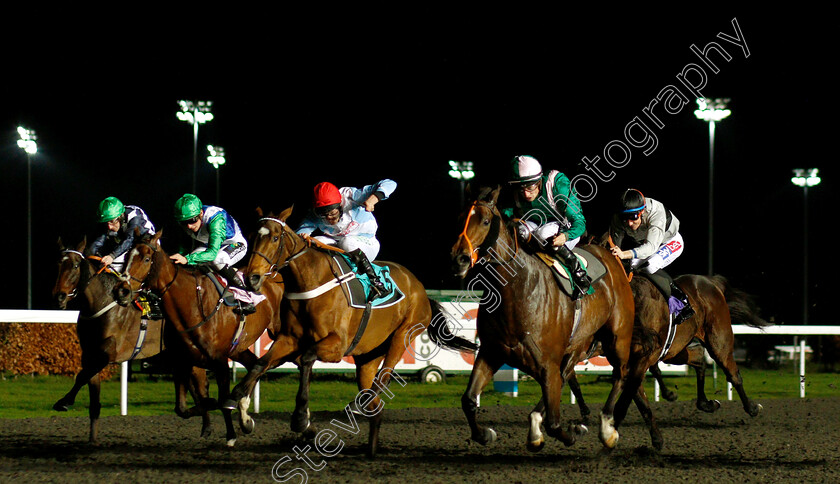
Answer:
[{"left": 1, "top": 8, "right": 835, "bottom": 326}]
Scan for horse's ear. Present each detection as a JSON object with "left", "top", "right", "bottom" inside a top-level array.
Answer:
[
  {"left": 57, "top": 237, "right": 64, "bottom": 250},
  {"left": 464, "top": 183, "right": 472, "bottom": 202},
  {"left": 255, "top": 206, "right": 264, "bottom": 218},
  {"left": 488, "top": 184, "right": 502, "bottom": 207},
  {"left": 279, "top": 205, "right": 294, "bottom": 222},
  {"left": 77, "top": 236, "right": 86, "bottom": 252}
]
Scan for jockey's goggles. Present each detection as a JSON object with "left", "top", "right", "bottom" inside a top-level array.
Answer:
[
  {"left": 620, "top": 205, "right": 645, "bottom": 221},
  {"left": 180, "top": 216, "right": 200, "bottom": 226},
  {"left": 315, "top": 203, "right": 341, "bottom": 218}
]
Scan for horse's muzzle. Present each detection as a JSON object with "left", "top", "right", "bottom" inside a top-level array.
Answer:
[
  {"left": 451, "top": 253, "right": 472, "bottom": 279},
  {"left": 115, "top": 282, "right": 132, "bottom": 307},
  {"left": 54, "top": 292, "right": 68, "bottom": 310}
]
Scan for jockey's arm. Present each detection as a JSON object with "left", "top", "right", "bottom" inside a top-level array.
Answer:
[{"left": 184, "top": 214, "right": 226, "bottom": 265}]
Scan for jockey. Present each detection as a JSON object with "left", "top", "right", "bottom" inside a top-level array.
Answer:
[
  {"left": 170, "top": 193, "right": 255, "bottom": 315},
  {"left": 89, "top": 196, "right": 162, "bottom": 320},
  {"left": 609, "top": 188, "right": 695, "bottom": 324},
  {"left": 503, "top": 155, "right": 591, "bottom": 299},
  {"left": 297, "top": 179, "right": 397, "bottom": 301}
]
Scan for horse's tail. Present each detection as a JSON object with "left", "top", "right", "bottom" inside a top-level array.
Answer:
[
  {"left": 427, "top": 298, "right": 479, "bottom": 352},
  {"left": 711, "top": 275, "right": 772, "bottom": 328}
]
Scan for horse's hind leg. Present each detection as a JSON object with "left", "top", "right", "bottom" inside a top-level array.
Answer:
[
  {"left": 706, "top": 335, "right": 762, "bottom": 417},
  {"left": 87, "top": 373, "right": 102, "bottom": 444},
  {"left": 631, "top": 385, "right": 663, "bottom": 451},
  {"left": 650, "top": 363, "right": 678, "bottom": 402},
  {"left": 567, "top": 372, "right": 592, "bottom": 426},
  {"left": 462, "top": 353, "right": 501, "bottom": 446}
]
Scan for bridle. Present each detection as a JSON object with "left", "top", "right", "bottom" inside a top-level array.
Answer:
[
  {"left": 57, "top": 249, "right": 86, "bottom": 302},
  {"left": 122, "top": 239, "right": 178, "bottom": 297},
  {"left": 252, "top": 217, "right": 308, "bottom": 276},
  {"left": 457, "top": 201, "right": 519, "bottom": 268}
]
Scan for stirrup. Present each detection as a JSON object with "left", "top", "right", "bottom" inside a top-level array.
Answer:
[{"left": 233, "top": 302, "right": 256, "bottom": 315}]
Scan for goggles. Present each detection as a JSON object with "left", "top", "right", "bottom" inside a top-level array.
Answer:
[
  {"left": 180, "top": 216, "right": 201, "bottom": 226},
  {"left": 315, "top": 203, "right": 341, "bottom": 218},
  {"left": 620, "top": 205, "right": 645, "bottom": 221}
]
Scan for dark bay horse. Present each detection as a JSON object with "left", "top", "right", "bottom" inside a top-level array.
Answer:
[
  {"left": 610, "top": 270, "right": 769, "bottom": 449},
  {"left": 117, "top": 228, "right": 286, "bottom": 447},
  {"left": 51, "top": 237, "right": 212, "bottom": 443},
  {"left": 450, "top": 186, "right": 635, "bottom": 451},
  {"left": 223, "top": 207, "right": 476, "bottom": 457}
]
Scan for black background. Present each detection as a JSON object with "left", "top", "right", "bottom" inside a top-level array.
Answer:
[{"left": 2, "top": 7, "right": 834, "bottom": 325}]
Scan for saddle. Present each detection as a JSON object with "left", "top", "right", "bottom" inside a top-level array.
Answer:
[
  {"left": 535, "top": 248, "right": 606, "bottom": 298},
  {"left": 333, "top": 255, "right": 404, "bottom": 309}
]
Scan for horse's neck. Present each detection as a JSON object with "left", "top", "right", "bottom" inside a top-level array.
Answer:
[{"left": 151, "top": 248, "right": 180, "bottom": 293}]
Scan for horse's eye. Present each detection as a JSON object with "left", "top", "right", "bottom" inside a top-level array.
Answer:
[
  {"left": 144, "top": 257, "right": 151, "bottom": 263},
  {"left": 482, "top": 218, "right": 491, "bottom": 226},
  {"left": 74, "top": 263, "right": 80, "bottom": 269},
  {"left": 273, "top": 236, "right": 279, "bottom": 242}
]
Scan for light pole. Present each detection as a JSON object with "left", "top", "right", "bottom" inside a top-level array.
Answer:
[
  {"left": 448, "top": 160, "right": 475, "bottom": 208},
  {"left": 207, "top": 145, "right": 226, "bottom": 205},
  {"left": 176, "top": 100, "right": 214, "bottom": 194},
  {"left": 694, "top": 98, "right": 731, "bottom": 276},
  {"left": 791, "top": 168, "right": 821, "bottom": 327},
  {"left": 17, "top": 126, "right": 38, "bottom": 310}
]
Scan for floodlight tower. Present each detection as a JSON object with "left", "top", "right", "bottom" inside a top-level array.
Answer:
[
  {"left": 17, "top": 126, "right": 38, "bottom": 309},
  {"left": 207, "top": 145, "right": 226, "bottom": 205},
  {"left": 791, "top": 168, "right": 821, "bottom": 327},
  {"left": 177, "top": 100, "right": 214, "bottom": 193},
  {"left": 694, "top": 98, "right": 731, "bottom": 276},
  {"left": 448, "top": 160, "right": 475, "bottom": 208}
]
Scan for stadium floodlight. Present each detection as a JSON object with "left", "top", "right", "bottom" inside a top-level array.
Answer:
[{"left": 177, "top": 100, "right": 214, "bottom": 193}]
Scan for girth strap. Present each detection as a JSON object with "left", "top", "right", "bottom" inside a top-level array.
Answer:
[{"left": 344, "top": 302, "right": 373, "bottom": 356}]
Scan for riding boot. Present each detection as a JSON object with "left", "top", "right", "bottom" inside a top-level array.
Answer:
[
  {"left": 669, "top": 281, "right": 695, "bottom": 325},
  {"left": 347, "top": 249, "right": 387, "bottom": 302},
  {"left": 553, "top": 244, "right": 592, "bottom": 299},
  {"left": 218, "top": 266, "right": 257, "bottom": 315}
]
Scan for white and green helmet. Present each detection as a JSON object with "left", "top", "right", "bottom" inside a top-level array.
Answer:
[{"left": 509, "top": 155, "right": 543, "bottom": 185}]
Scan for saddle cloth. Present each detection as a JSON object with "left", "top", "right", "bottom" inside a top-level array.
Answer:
[
  {"left": 334, "top": 255, "right": 404, "bottom": 309},
  {"left": 207, "top": 271, "right": 267, "bottom": 307},
  {"left": 535, "top": 248, "right": 606, "bottom": 298}
]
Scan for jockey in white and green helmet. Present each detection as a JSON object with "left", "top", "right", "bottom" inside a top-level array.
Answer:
[{"left": 503, "top": 155, "right": 591, "bottom": 299}]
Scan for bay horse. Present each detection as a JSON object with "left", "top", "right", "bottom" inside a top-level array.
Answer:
[
  {"left": 450, "top": 186, "right": 635, "bottom": 451},
  {"left": 116, "top": 227, "right": 286, "bottom": 447},
  {"left": 610, "top": 269, "right": 769, "bottom": 449},
  {"left": 222, "top": 207, "right": 477, "bottom": 457},
  {"left": 51, "top": 237, "right": 212, "bottom": 443}
]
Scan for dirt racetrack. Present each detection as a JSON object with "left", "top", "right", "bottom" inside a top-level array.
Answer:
[{"left": 2, "top": 397, "right": 839, "bottom": 483}]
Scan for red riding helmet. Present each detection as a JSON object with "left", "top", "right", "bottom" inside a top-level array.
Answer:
[{"left": 313, "top": 182, "right": 341, "bottom": 208}]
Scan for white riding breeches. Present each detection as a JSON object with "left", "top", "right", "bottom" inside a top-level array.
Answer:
[
  {"left": 313, "top": 235, "right": 380, "bottom": 261},
  {"left": 191, "top": 242, "right": 248, "bottom": 271},
  {"left": 517, "top": 220, "right": 580, "bottom": 249},
  {"left": 631, "top": 232, "right": 684, "bottom": 274}
]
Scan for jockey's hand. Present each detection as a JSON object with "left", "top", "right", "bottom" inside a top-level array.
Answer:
[
  {"left": 363, "top": 195, "right": 378, "bottom": 212},
  {"left": 170, "top": 254, "right": 188, "bottom": 265},
  {"left": 300, "top": 233, "right": 311, "bottom": 242},
  {"left": 552, "top": 233, "right": 568, "bottom": 247},
  {"left": 610, "top": 246, "right": 631, "bottom": 260},
  {"left": 100, "top": 255, "right": 114, "bottom": 267}
]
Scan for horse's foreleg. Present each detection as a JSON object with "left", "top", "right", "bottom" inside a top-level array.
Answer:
[
  {"left": 527, "top": 398, "right": 546, "bottom": 452},
  {"left": 686, "top": 346, "right": 721, "bottom": 413},
  {"left": 461, "top": 353, "right": 500, "bottom": 446},
  {"left": 225, "top": 334, "right": 299, "bottom": 409},
  {"left": 650, "top": 363, "right": 678, "bottom": 402},
  {"left": 231, "top": 349, "right": 259, "bottom": 435},
  {"left": 543, "top": 360, "right": 578, "bottom": 447},
  {"left": 184, "top": 367, "right": 214, "bottom": 438},
  {"left": 212, "top": 362, "right": 238, "bottom": 447},
  {"left": 291, "top": 354, "right": 316, "bottom": 435},
  {"left": 567, "top": 372, "right": 592, "bottom": 426},
  {"left": 597, "top": 341, "right": 630, "bottom": 450}
]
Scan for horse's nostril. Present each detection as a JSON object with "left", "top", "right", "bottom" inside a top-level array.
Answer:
[{"left": 457, "top": 254, "right": 470, "bottom": 266}]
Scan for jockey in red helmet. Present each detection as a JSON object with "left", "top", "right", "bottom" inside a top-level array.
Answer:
[{"left": 298, "top": 179, "right": 397, "bottom": 301}]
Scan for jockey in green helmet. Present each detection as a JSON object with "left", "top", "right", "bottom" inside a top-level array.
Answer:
[{"left": 171, "top": 193, "right": 255, "bottom": 315}]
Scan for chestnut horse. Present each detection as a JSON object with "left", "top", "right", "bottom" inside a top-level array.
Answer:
[
  {"left": 450, "top": 186, "right": 636, "bottom": 451},
  {"left": 51, "top": 237, "right": 212, "bottom": 443},
  {"left": 117, "top": 228, "right": 287, "bottom": 447},
  {"left": 222, "top": 207, "right": 477, "bottom": 457},
  {"left": 610, "top": 271, "right": 769, "bottom": 449}
]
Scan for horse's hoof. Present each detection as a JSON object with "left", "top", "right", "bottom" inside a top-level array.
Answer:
[
  {"left": 226, "top": 438, "right": 237, "bottom": 447},
  {"left": 474, "top": 427, "right": 497, "bottom": 446},
  {"left": 220, "top": 399, "right": 237, "bottom": 410},
  {"left": 240, "top": 417, "right": 255, "bottom": 434},
  {"left": 749, "top": 403, "right": 763, "bottom": 417},
  {"left": 200, "top": 427, "right": 213, "bottom": 439},
  {"left": 573, "top": 424, "right": 589, "bottom": 436},
  {"left": 526, "top": 438, "right": 545, "bottom": 453},
  {"left": 663, "top": 392, "right": 678, "bottom": 402},
  {"left": 697, "top": 399, "right": 721, "bottom": 413},
  {"left": 599, "top": 414, "right": 619, "bottom": 449},
  {"left": 53, "top": 402, "right": 70, "bottom": 412}
]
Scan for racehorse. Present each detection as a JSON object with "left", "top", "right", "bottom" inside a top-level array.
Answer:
[
  {"left": 610, "top": 269, "right": 769, "bottom": 449},
  {"left": 222, "top": 207, "right": 477, "bottom": 457},
  {"left": 51, "top": 237, "right": 212, "bottom": 443},
  {"left": 450, "top": 185, "right": 636, "bottom": 451},
  {"left": 116, "top": 227, "right": 286, "bottom": 447}
]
